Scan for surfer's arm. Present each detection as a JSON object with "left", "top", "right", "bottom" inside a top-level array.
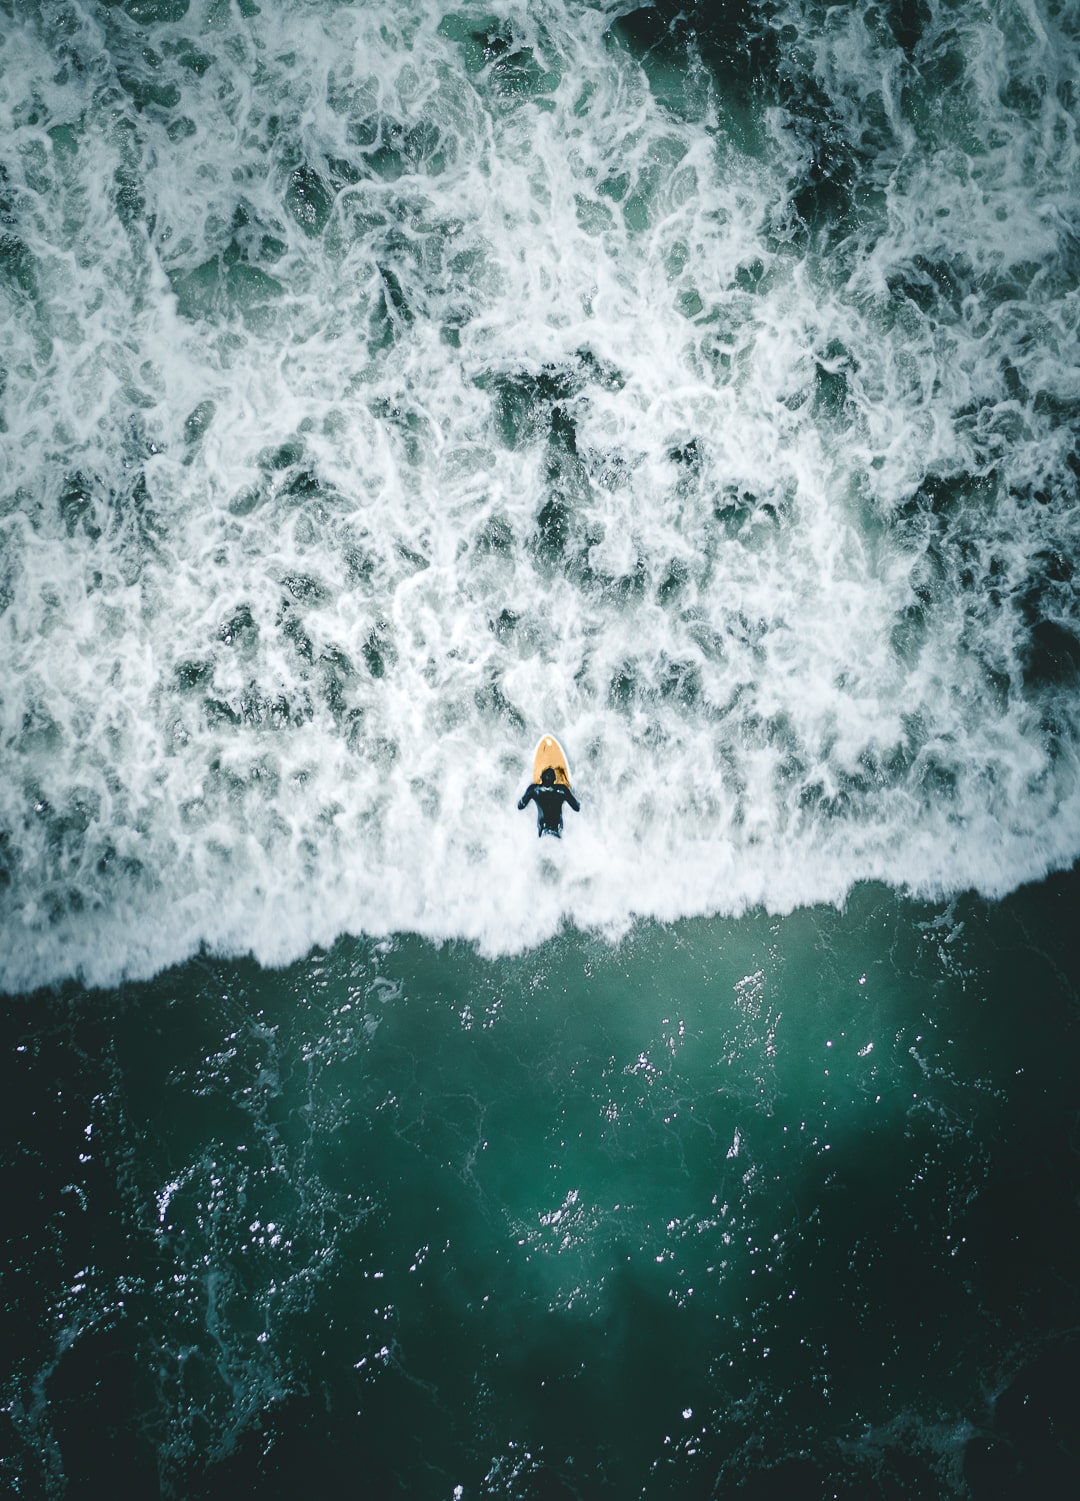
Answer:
[
  {"left": 517, "top": 785, "right": 538, "bottom": 810},
  {"left": 565, "top": 787, "right": 581, "bottom": 813}
]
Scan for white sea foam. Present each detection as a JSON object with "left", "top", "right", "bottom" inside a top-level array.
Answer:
[{"left": 1, "top": 0, "right": 1078, "bottom": 991}]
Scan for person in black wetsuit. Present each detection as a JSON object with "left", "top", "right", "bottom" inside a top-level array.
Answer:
[{"left": 518, "top": 766, "right": 581, "bottom": 837}]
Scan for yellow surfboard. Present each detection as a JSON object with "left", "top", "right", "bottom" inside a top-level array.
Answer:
[{"left": 532, "top": 734, "right": 571, "bottom": 788}]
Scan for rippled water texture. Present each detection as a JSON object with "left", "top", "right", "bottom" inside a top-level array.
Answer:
[
  {"left": 2, "top": 3, "right": 1079, "bottom": 1496},
  {"left": 4, "top": 877, "right": 1080, "bottom": 1498},
  {"left": 1, "top": 0, "right": 1078, "bottom": 989}
]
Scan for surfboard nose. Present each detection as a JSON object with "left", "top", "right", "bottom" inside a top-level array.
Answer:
[{"left": 532, "top": 733, "right": 571, "bottom": 788}]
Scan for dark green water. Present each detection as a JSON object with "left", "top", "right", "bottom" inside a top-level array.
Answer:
[
  {"left": 4, "top": 874, "right": 1079, "bottom": 1498},
  {"left": 3, "top": 0, "right": 1080, "bottom": 1493}
]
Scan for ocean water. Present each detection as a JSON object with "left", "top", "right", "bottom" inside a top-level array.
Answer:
[{"left": 1, "top": 0, "right": 1079, "bottom": 1495}]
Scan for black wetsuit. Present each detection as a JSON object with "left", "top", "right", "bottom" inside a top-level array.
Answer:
[{"left": 518, "top": 781, "right": 581, "bottom": 837}]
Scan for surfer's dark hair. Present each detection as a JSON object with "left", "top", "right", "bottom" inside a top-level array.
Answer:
[{"left": 540, "top": 766, "right": 556, "bottom": 784}]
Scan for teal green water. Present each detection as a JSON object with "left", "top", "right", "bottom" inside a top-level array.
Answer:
[
  {"left": 3, "top": 0, "right": 1080, "bottom": 1493},
  {"left": 5, "top": 875, "right": 1079, "bottom": 1497}
]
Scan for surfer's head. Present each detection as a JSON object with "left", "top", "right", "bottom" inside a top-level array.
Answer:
[{"left": 540, "top": 767, "right": 556, "bottom": 785}]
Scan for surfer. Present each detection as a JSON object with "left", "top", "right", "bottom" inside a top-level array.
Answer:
[{"left": 518, "top": 766, "right": 581, "bottom": 838}]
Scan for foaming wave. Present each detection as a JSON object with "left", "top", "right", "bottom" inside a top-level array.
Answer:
[{"left": 1, "top": 0, "right": 1078, "bottom": 991}]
